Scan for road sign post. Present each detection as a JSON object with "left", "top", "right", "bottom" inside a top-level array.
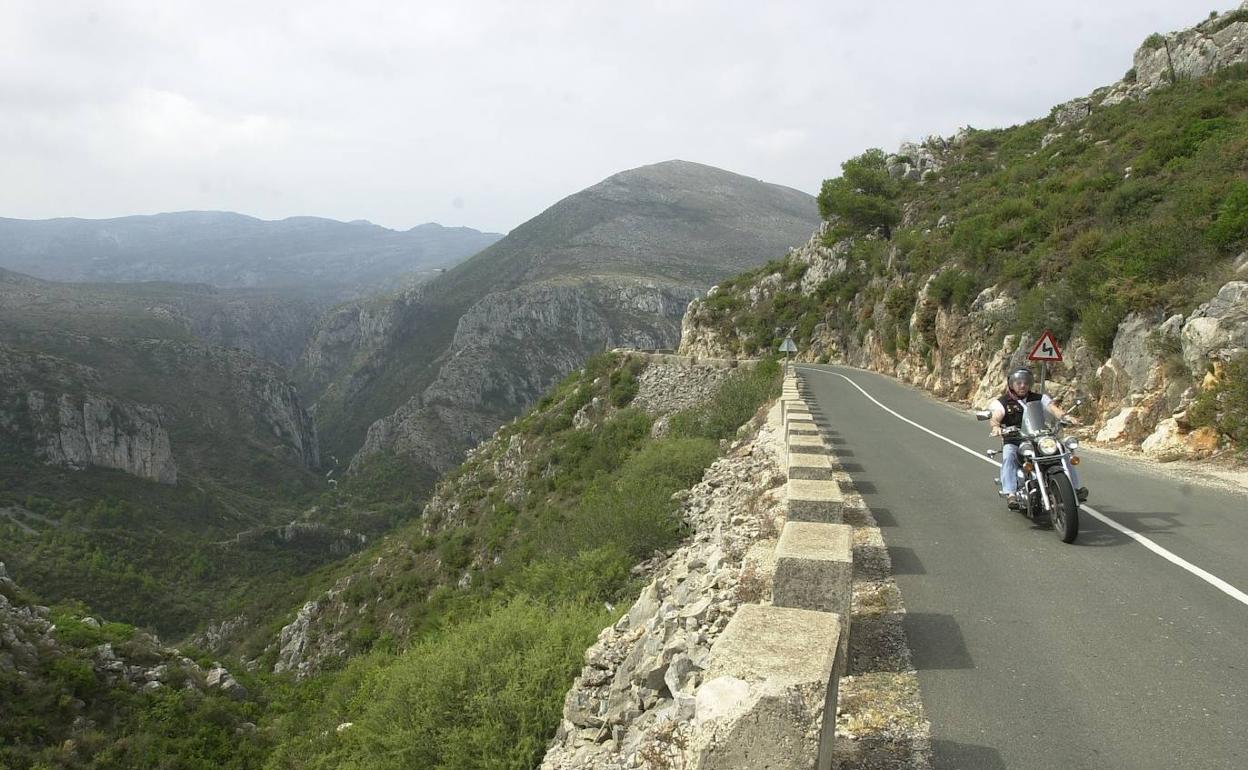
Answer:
[
  {"left": 1027, "top": 330, "right": 1063, "bottom": 394},
  {"left": 779, "top": 336, "right": 798, "bottom": 373}
]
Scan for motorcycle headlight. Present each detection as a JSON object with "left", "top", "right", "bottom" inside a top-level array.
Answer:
[
  {"left": 1064, "top": 437, "right": 1080, "bottom": 450},
  {"left": 1037, "top": 437, "right": 1060, "bottom": 455},
  {"left": 1020, "top": 445, "right": 1036, "bottom": 458}
]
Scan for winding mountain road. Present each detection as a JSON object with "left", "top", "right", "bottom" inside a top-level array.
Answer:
[{"left": 797, "top": 364, "right": 1247, "bottom": 770}]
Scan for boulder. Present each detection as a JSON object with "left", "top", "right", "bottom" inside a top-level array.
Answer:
[
  {"left": 1141, "top": 419, "right": 1221, "bottom": 459},
  {"left": 1096, "top": 406, "right": 1146, "bottom": 444},
  {"left": 1053, "top": 98, "right": 1091, "bottom": 127},
  {"left": 1108, "top": 313, "right": 1164, "bottom": 395},
  {"left": 1182, "top": 282, "right": 1248, "bottom": 374}
]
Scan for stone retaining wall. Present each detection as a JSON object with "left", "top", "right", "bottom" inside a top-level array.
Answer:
[{"left": 616, "top": 349, "right": 760, "bottom": 370}]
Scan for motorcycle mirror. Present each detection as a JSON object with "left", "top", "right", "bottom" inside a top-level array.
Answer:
[{"left": 974, "top": 410, "right": 992, "bottom": 421}]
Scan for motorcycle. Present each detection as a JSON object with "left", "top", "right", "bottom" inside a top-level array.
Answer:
[{"left": 974, "top": 400, "right": 1083, "bottom": 543}]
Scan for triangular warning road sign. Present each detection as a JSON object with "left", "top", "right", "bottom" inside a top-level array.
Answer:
[{"left": 1027, "top": 330, "right": 1063, "bottom": 362}]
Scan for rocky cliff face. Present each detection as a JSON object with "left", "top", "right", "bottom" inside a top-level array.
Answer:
[
  {"left": 305, "top": 160, "right": 819, "bottom": 474},
  {"left": 350, "top": 278, "right": 697, "bottom": 472},
  {"left": 682, "top": 224, "right": 1248, "bottom": 460},
  {"left": 25, "top": 390, "right": 177, "bottom": 484},
  {"left": 0, "top": 338, "right": 318, "bottom": 483},
  {"left": 296, "top": 294, "right": 407, "bottom": 402},
  {"left": 1047, "top": 4, "right": 1248, "bottom": 133},
  {"left": 158, "top": 291, "right": 329, "bottom": 370},
  {"left": 0, "top": 345, "right": 174, "bottom": 483}
]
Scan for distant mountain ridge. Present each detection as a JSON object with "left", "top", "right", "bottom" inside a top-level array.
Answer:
[
  {"left": 0, "top": 211, "right": 502, "bottom": 295},
  {"left": 303, "top": 159, "right": 819, "bottom": 472}
]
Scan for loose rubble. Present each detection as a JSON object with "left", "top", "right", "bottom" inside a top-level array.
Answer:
[
  {"left": 0, "top": 561, "right": 241, "bottom": 698},
  {"left": 541, "top": 407, "right": 787, "bottom": 769},
  {"left": 631, "top": 360, "right": 733, "bottom": 416}
]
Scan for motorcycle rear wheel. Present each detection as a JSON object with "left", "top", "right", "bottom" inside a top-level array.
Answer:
[{"left": 1047, "top": 472, "right": 1079, "bottom": 543}]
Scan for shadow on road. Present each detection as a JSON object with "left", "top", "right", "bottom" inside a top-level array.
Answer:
[
  {"left": 903, "top": 613, "right": 974, "bottom": 670},
  {"left": 1068, "top": 504, "right": 1183, "bottom": 547},
  {"left": 932, "top": 739, "right": 1007, "bottom": 770},
  {"left": 869, "top": 506, "right": 898, "bottom": 527},
  {"left": 887, "top": 546, "right": 926, "bottom": 575}
]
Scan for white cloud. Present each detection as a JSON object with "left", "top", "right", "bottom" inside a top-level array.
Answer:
[
  {"left": 0, "top": 0, "right": 1219, "bottom": 232},
  {"left": 119, "top": 89, "right": 287, "bottom": 159},
  {"left": 752, "top": 128, "right": 810, "bottom": 157}
]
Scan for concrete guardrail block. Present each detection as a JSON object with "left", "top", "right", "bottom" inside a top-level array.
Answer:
[
  {"left": 772, "top": 522, "right": 853, "bottom": 618},
  {"left": 787, "top": 451, "right": 834, "bottom": 480},
  {"left": 786, "top": 433, "right": 829, "bottom": 454},
  {"left": 786, "top": 479, "right": 845, "bottom": 523},
  {"left": 694, "top": 604, "right": 844, "bottom": 770}
]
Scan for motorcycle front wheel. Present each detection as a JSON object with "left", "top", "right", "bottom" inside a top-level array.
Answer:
[{"left": 1047, "top": 471, "right": 1079, "bottom": 543}]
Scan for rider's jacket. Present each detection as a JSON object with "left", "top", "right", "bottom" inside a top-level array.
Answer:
[{"left": 996, "top": 391, "right": 1044, "bottom": 445}]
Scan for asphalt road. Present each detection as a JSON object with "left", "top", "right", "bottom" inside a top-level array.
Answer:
[{"left": 797, "top": 364, "right": 1247, "bottom": 770}]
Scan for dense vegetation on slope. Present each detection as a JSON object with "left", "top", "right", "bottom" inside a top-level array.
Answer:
[
  {"left": 0, "top": 273, "right": 351, "bottom": 638},
  {"left": 700, "top": 65, "right": 1248, "bottom": 360},
  {"left": 261, "top": 354, "right": 780, "bottom": 769},
  {"left": 0, "top": 588, "right": 267, "bottom": 770},
  {"left": 5, "top": 354, "right": 779, "bottom": 770}
]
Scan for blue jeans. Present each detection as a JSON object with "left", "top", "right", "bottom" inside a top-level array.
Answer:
[{"left": 1000, "top": 443, "right": 1080, "bottom": 494}]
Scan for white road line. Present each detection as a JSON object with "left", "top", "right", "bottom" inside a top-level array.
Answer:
[{"left": 803, "top": 366, "right": 1248, "bottom": 609}]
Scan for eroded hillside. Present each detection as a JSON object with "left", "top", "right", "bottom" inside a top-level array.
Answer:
[{"left": 682, "top": 7, "right": 1248, "bottom": 461}]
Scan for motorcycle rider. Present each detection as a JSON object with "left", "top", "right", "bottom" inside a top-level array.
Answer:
[{"left": 988, "top": 367, "right": 1088, "bottom": 509}]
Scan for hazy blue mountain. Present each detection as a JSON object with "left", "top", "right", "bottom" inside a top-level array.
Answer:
[{"left": 0, "top": 212, "right": 502, "bottom": 295}]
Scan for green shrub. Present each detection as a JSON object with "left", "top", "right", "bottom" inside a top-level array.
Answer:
[
  {"left": 884, "top": 285, "right": 917, "bottom": 322},
  {"left": 928, "top": 269, "right": 980, "bottom": 310},
  {"left": 325, "top": 599, "right": 606, "bottom": 770},
  {"left": 818, "top": 149, "right": 902, "bottom": 236},
  {"left": 1078, "top": 301, "right": 1126, "bottom": 359},
  {"left": 1188, "top": 353, "right": 1248, "bottom": 446},
  {"left": 668, "top": 359, "right": 781, "bottom": 440},
  {"left": 608, "top": 357, "right": 644, "bottom": 407},
  {"left": 1207, "top": 181, "right": 1248, "bottom": 247}
]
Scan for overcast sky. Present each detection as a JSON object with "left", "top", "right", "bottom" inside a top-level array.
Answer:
[{"left": 0, "top": 1, "right": 1213, "bottom": 234}]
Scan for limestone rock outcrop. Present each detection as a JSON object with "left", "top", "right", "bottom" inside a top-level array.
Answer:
[
  {"left": 350, "top": 279, "right": 697, "bottom": 473},
  {"left": 25, "top": 390, "right": 177, "bottom": 484},
  {"left": 1181, "top": 281, "right": 1248, "bottom": 374},
  {"left": 683, "top": 224, "right": 1247, "bottom": 461},
  {"left": 1100, "top": 6, "right": 1248, "bottom": 108},
  {"left": 0, "top": 338, "right": 319, "bottom": 483}
]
